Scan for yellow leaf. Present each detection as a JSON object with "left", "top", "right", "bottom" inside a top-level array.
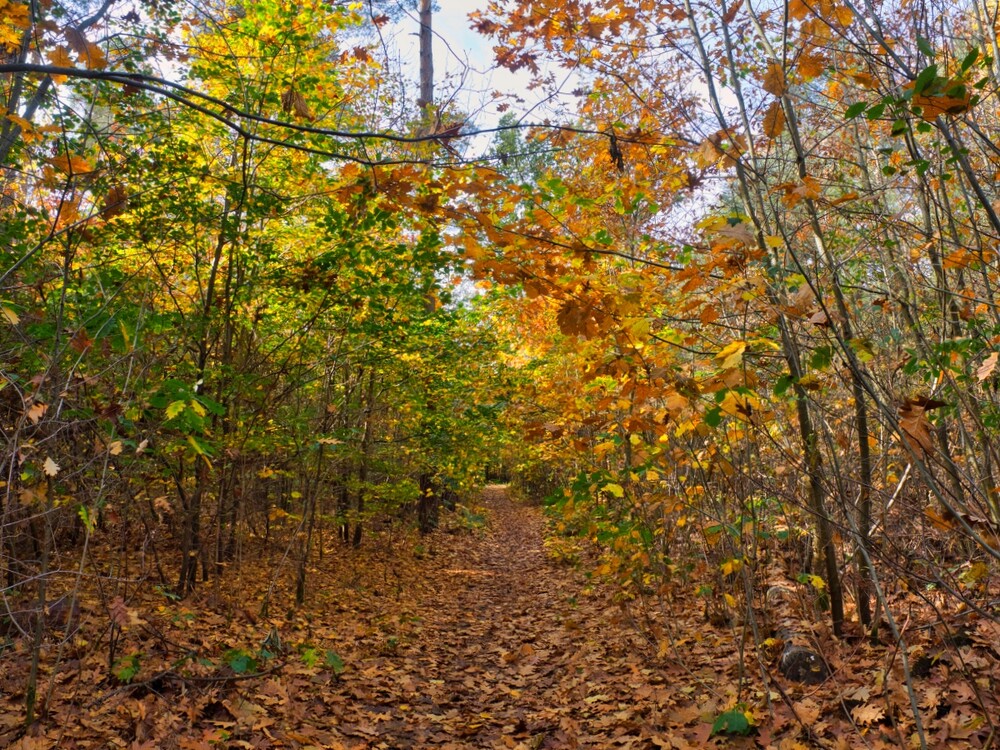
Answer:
[
  {"left": 1, "top": 304, "right": 19, "bottom": 324},
  {"left": 804, "top": 573, "right": 826, "bottom": 591},
  {"left": 720, "top": 558, "right": 743, "bottom": 576},
  {"left": 594, "top": 440, "right": 617, "bottom": 455},
  {"left": 788, "top": 0, "right": 811, "bottom": 20},
  {"left": 723, "top": 592, "right": 737, "bottom": 607},
  {"left": 4, "top": 111, "right": 31, "bottom": 131},
  {"left": 165, "top": 400, "right": 186, "bottom": 420},
  {"left": 715, "top": 340, "right": 747, "bottom": 370},
  {"left": 47, "top": 45, "right": 74, "bottom": 68},
  {"left": 912, "top": 91, "right": 970, "bottom": 121},
  {"left": 82, "top": 41, "right": 107, "bottom": 69},
  {"left": 602, "top": 482, "right": 625, "bottom": 498},
  {"left": 833, "top": 3, "right": 853, "bottom": 26},
  {"left": 960, "top": 561, "right": 989, "bottom": 587}
]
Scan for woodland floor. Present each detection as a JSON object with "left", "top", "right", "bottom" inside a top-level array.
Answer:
[{"left": 2, "top": 486, "right": 999, "bottom": 749}]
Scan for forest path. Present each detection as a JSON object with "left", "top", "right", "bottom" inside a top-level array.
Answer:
[
  {"left": 321, "top": 485, "right": 695, "bottom": 749},
  {"left": 3, "top": 487, "right": 723, "bottom": 750}
]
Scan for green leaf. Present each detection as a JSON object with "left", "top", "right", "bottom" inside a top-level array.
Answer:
[
  {"left": 325, "top": 650, "right": 346, "bottom": 675},
  {"left": 845, "top": 101, "right": 867, "bottom": 119},
  {"left": 961, "top": 48, "right": 979, "bottom": 72},
  {"left": 912, "top": 64, "right": 938, "bottom": 96},
  {"left": 704, "top": 406, "right": 722, "bottom": 428},
  {"left": 865, "top": 102, "right": 886, "bottom": 120},
  {"left": 300, "top": 645, "right": 320, "bottom": 668},
  {"left": 773, "top": 374, "right": 793, "bottom": 397},
  {"left": 224, "top": 649, "right": 258, "bottom": 674},
  {"left": 112, "top": 653, "right": 141, "bottom": 683},
  {"left": 711, "top": 709, "right": 753, "bottom": 736},
  {"left": 810, "top": 346, "right": 833, "bottom": 371},
  {"left": 77, "top": 504, "right": 95, "bottom": 533},
  {"left": 916, "top": 36, "right": 934, "bottom": 58}
]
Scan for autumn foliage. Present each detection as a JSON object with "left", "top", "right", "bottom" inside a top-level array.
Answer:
[{"left": 1, "top": 0, "right": 1000, "bottom": 746}]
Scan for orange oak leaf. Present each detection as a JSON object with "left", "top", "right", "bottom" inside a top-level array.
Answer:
[
  {"left": 762, "top": 62, "right": 788, "bottom": 96},
  {"left": 762, "top": 101, "right": 786, "bottom": 138}
]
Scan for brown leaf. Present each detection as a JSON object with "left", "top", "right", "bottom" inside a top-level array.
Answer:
[
  {"left": 63, "top": 27, "right": 88, "bottom": 55},
  {"left": 46, "top": 45, "right": 74, "bottom": 69},
  {"left": 797, "top": 51, "right": 827, "bottom": 81},
  {"left": 69, "top": 327, "right": 94, "bottom": 353},
  {"left": 26, "top": 401, "right": 47, "bottom": 424},
  {"left": 851, "top": 702, "right": 885, "bottom": 725},
  {"left": 762, "top": 101, "right": 785, "bottom": 138},
  {"left": 808, "top": 309, "right": 830, "bottom": 327},
  {"left": 912, "top": 92, "right": 970, "bottom": 121},
  {"left": 784, "top": 285, "right": 814, "bottom": 316},
  {"left": 762, "top": 62, "right": 788, "bottom": 96},
  {"left": 64, "top": 27, "right": 106, "bottom": 69},
  {"left": 721, "top": 0, "right": 743, "bottom": 24},
  {"left": 907, "top": 395, "right": 947, "bottom": 410},
  {"left": 102, "top": 184, "right": 128, "bottom": 219},
  {"left": 281, "top": 87, "right": 314, "bottom": 121},
  {"left": 898, "top": 400, "right": 935, "bottom": 457},
  {"left": 109, "top": 596, "right": 130, "bottom": 627},
  {"left": 714, "top": 222, "right": 755, "bottom": 247},
  {"left": 977, "top": 351, "right": 998, "bottom": 382}
]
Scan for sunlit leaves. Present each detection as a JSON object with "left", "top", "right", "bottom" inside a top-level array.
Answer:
[
  {"left": 0, "top": 0, "right": 29, "bottom": 52},
  {"left": 715, "top": 341, "right": 747, "bottom": 370}
]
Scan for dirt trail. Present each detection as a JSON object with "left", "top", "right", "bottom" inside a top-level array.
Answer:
[
  {"left": 2, "top": 486, "right": 709, "bottom": 750},
  {"left": 322, "top": 485, "right": 686, "bottom": 749}
]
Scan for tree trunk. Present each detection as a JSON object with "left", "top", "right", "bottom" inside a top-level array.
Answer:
[{"left": 417, "top": 0, "right": 433, "bottom": 113}]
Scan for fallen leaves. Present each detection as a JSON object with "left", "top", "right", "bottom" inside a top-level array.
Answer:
[{"left": 3, "top": 487, "right": 998, "bottom": 750}]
